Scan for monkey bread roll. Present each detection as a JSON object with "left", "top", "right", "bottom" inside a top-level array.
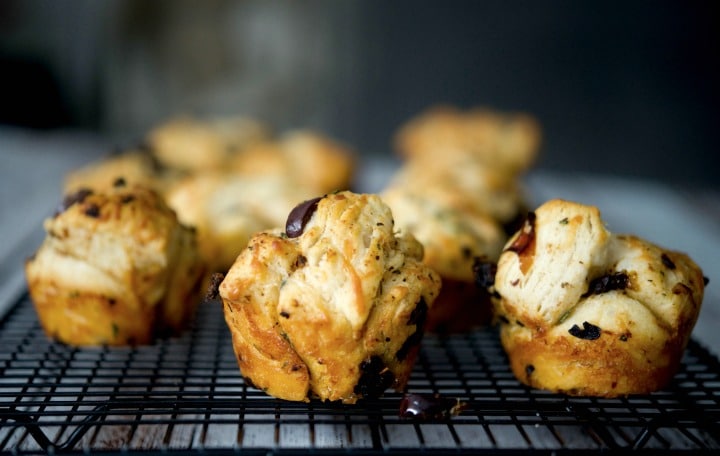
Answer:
[
  {"left": 159, "top": 129, "right": 355, "bottom": 275},
  {"left": 25, "top": 181, "right": 205, "bottom": 346},
  {"left": 63, "top": 149, "right": 180, "bottom": 196},
  {"left": 230, "top": 130, "right": 356, "bottom": 195},
  {"left": 379, "top": 105, "right": 542, "bottom": 332},
  {"left": 217, "top": 191, "right": 441, "bottom": 403},
  {"left": 383, "top": 153, "right": 526, "bottom": 228},
  {"left": 381, "top": 186, "right": 505, "bottom": 332},
  {"left": 490, "top": 199, "right": 706, "bottom": 397},
  {"left": 164, "top": 172, "right": 316, "bottom": 274},
  {"left": 393, "top": 105, "right": 542, "bottom": 176},
  {"left": 146, "top": 115, "right": 271, "bottom": 172}
]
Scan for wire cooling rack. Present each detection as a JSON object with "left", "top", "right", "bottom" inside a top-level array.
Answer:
[{"left": 1, "top": 292, "right": 719, "bottom": 454}]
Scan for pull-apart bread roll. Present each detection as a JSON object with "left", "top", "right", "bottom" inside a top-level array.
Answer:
[
  {"left": 164, "top": 172, "right": 315, "bottom": 274},
  {"left": 64, "top": 149, "right": 180, "bottom": 196},
  {"left": 381, "top": 185, "right": 505, "bottom": 332},
  {"left": 230, "top": 130, "right": 356, "bottom": 195},
  {"left": 217, "top": 191, "right": 441, "bottom": 403},
  {"left": 147, "top": 115, "right": 271, "bottom": 172},
  {"left": 384, "top": 154, "right": 526, "bottom": 228},
  {"left": 490, "top": 199, "right": 705, "bottom": 396},
  {"left": 393, "top": 105, "right": 541, "bottom": 175},
  {"left": 160, "top": 129, "right": 355, "bottom": 274},
  {"left": 382, "top": 105, "right": 542, "bottom": 332},
  {"left": 25, "top": 182, "right": 205, "bottom": 346}
]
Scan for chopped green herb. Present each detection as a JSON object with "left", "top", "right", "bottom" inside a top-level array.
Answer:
[{"left": 558, "top": 310, "right": 571, "bottom": 324}]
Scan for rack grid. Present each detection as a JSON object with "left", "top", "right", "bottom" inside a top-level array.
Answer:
[{"left": 2, "top": 292, "right": 719, "bottom": 454}]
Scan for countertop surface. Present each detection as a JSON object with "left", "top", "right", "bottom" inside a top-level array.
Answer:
[{"left": 2, "top": 126, "right": 719, "bottom": 358}]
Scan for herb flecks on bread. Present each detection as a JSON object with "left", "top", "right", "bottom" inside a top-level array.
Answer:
[
  {"left": 488, "top": 199, "right": 705, "bottom": 397},
  {"left": 218, "top": 191, "right": 441, "bottom": 403},
  {"left": 25, "top": 183, "right": 205, "bottom": 346}
]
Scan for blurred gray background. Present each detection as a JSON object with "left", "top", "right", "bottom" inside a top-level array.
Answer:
[{"left": 1, "top": 0, "right": 718, "bottom": 186}]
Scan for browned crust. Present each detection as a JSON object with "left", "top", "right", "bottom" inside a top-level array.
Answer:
[
  {"left": 26, "top": 277, "right": 157, "bottom": 346},
  {"left": 499, "top": 322, "right": 686, "bottom": 396},
  {"left": 493, "top": 200, "right": 705, "bottom": 397},
  {"left": 219, "top": 193, "right": 441, "bottom": 403},
  {"left": 224, "top": 298, "right": 311, "bottom": 402},
  {"left": 25, "top": 185, "right": 205, "bottom": 346}
]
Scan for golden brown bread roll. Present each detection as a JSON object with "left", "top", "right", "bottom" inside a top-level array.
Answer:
[
  {"left": 147, "top": 123, "right": 354, "bottom": 275},
  {"left": 164, "top": 172, "right": 317, "bottom": 273},
  {"left": 63, "top": 149, "right": 181, "bottom": 195},
  {"left": 147, "top": 115, "right": 270, "bottom": 172},
  {"left": 380, "top": 186, "right": 505, "bottom": 331},
  {"left": 393, "top": 105, "right": 541, "bottom": 175},
  {"left": 25, "top": 182, "right": 205, "bottom": 346},
  {"left": 230, "top": 130, "right": 355, "bottom": 195},
  {"left": 217, "top": 191, "right": 441, "bottom": 403},
  {"left": 380, "top": 105, "right": 540, "bottom": 331},
  {"left": 490, "top": 199, "right": 705, "bottom": 396},
  {"left": 384, "top": 153, "right": 526, "bottom": 227}
]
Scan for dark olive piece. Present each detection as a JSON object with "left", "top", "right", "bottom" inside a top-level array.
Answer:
[
  {"left": 525, "top": 364, "right": 535, "bottom": 377},
  {"left": 354, "top": 356, "right": 395, "bottom": 398},
  {"left": 472, "top": 258, "right": 497, "bottom": 288},
  {"left": 84, "top": 203, "right": 101, "bottom": 218},
  {"left": 661, "top": 253, "right": 676, "bottom": 270},
  {"left": 396, "top": 299, "right": 428, "bottom": 361},
  {"left": 205, "top": 272, "right": 225, "bottom": 301},
  {"left": 583, "top": 272, "right": 629, "bottom": 297},
  {"left": 56, "top": 188, "right": 93, "bottom": 215},
  {"left": 285, "top": 196, "right": 323, "bottom": 238},
  {"left": 568, "top": 321, "right": 602, "bottom": 340},
  {"left": 399, "top": 393, "right": 467, "bottom": 420}
]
